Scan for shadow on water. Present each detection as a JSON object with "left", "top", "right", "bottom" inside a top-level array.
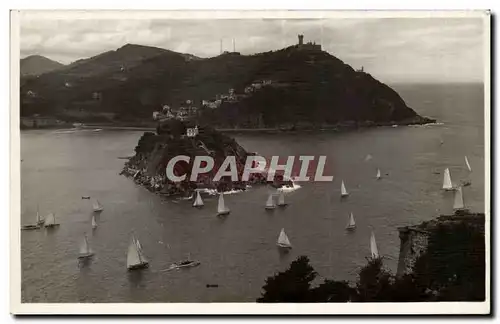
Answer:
[
  {"left": 78, "top": 257, "right": 93, "bottom": 270},
  {"left": 127, "top": 270, "right": 146, "bottom": 289},
  {"left": 278, "top": 248, "right": 292, "bottom": 261}
]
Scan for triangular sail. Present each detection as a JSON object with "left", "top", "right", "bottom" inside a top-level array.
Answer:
[
  {"left": 465, "top": 156, "right": 472, "bottom": 172},
  {"left": 127, "top": 237, "right": 142, "bottom": 268},
  {"left": 135, "top": 239, "right": 148, "bottom": 264},
  {"left": 36, "top": 205, "right": 42, "bottom": 225},
  {"left": 348, "top": 213, "right": 356, "bottom": 226},
  {"left": 370, "top": 231, "right": 379, "bottom": 258},
  {"left": 278, "top": 191, "right": 285, "bottom": 206},
  {"left": 93, "top": 199, "right": 103, "bottom": 211},
  {"left": 376, "top": 169, "right": 381, "bottom": 179},
  {"left": 79, "top": 235, "right": 91, "bottom": 255},
  {"left": 44, "top": 213, "right": 55, "bottom": 226},
  {"left": 442, "top": 168, "right": 453, "bottom": 190},
  {"left": 277, "top": 228, "right": 291, "bottom": 247},
  {"left": 453, "top": 187, "right": 465, "bottom": 210},
  {"left": 91, "top": 215, "right": 97, "bottom": 229},
  {"left": 341, "top": 181, "right": 348, "bottom": 196},
  {"left": 193, "top": 191, "right": 204, "bottom": 207},
  {"left": 266, "top": 194, "right": 275, "bottom": 208},
  {"left": 217, "top": 193, "right": 228, "bottom": 213}
]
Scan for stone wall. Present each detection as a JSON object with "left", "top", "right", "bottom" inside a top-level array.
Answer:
[{"left": 396, "top": 212, "right": 485, "bottom": 277}]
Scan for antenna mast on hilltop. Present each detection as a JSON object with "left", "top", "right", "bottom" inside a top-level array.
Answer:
[
  {"left": 220, "top": 39, "right": 223, "bottom": 54},
  {"left": 232, "top": 38, "right": 235, "bottom": 52}
]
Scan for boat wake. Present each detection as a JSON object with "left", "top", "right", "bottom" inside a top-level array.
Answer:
[
  {"left": 197, "top": 188, "right": 245, "bottom": 196},
  {"left": 53, "top": 129, "right": 79, "bottom": 134},
  {"left": 409, "top": 122, "right": 445, "bottom": 128},
  {"left": 277, "top": 181, "right": 302, "bottom": 193}
]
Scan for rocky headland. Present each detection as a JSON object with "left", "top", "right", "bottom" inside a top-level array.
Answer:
[{"left": 120, "top": 119, "right": 292, "bottom": 197}]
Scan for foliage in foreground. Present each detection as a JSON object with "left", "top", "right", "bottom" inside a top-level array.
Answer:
[{"left": 258, "top": 221, "right": 485, "bottom": 302}]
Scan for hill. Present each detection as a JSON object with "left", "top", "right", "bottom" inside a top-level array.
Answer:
[
  {"left": 20, "top": 55, "right": 64, "bottom": 77},
  {"left": 20, "top": 43, "right": 434, "bottom": 127}
]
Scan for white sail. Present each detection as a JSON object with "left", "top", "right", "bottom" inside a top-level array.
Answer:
[
  {"left": 44, "top": 213, "right": 55, "bottom": 226},
  {"left": 348, "top": 213, "right": 356, "bottom": 227},
  {"left": 127, "top": 237, "right": 142, "bottom": 268},
  {"left": 365, "top": 154, "right": 373, "bottom": 162},
  {"left": 341, "top": 180, "right": 348, "bottom": 196},
  {"left": 93, "top": 199, "right": 103, "bottom": 212},
  {"left": 370, "top": 231, "right": 379, "bottom": 258},
  {"left": 135, "top": 239, "right": 148, "bottom": 264},
  {"left": 265, "top": 194, "right": 276, "bottom": 208},
  {"left": 35, "top": 205, "right": 43, "bottom": 225},
  {"left": 277, "top": 191, "right": 286, "bottom": 206},
  {"left": 442, "top": 168, "right": 453, "bottom": 190},
  {"left": 193, "top": 191, "right": 204, "bottom": 207},
  {"left": 91, "top": 215, "right": 97, "bottom": 229},
  {"left": 217, "top": 193, "right": 229, "bottom": 214},
  {"left": 277, "top": 228, "right": 292, "bottom": 248},
  {"left": 453, "top": 187, "right": 465, "bottom": 210},
  {"left": 79, "top": 235, "right": 92, "bottom": 255},
  {"left": 465, "top": 156, "right": 472, "bottom": 172},
  {"left": 376, "top": 169, "right": 381, "bottom": 179}
]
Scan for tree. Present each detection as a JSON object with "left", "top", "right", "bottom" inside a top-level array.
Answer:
[
  {"left": 310, "top": 279, "right": 355, "bottom": 302},
  {"left": 411, "top": 221, "right": 485, "bottom": 301},
  {"left": 355, "top": 258, "right": 393, "bottom": 302},
  {"left": 257, "top": 256, "right": 317, "bottom": 302}
]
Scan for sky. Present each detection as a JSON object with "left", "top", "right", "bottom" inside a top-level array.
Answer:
[{"left": 19, "top": 14, "right": 486, "bottom": 83}]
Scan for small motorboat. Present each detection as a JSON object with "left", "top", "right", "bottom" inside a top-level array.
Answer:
[
  {"left": 82, "top": 196, "right": 90, "bottom": 199},
  {"left": 169, "top": 260, "right": 201, "bottom": 270},
  {"left": 461, "top": 180, "right": 472, "bottom": 187}
]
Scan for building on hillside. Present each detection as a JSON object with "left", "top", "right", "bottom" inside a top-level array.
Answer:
[{"left": 177, "top": 107, "right": 190, "bottom": 121}]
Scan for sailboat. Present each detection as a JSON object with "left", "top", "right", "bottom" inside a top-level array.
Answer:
[
  {"left": 43, "top": 213, "right": 60, "bottom": 228},
  {"left": 265, "top": 194, "right": 276, "bottom": 210},
  {"left": 346, "top": 212, "right": 356, "bottom": 230},
  {"left": 461, "top": 156, "right": 473, "bottom": 187},
  {"left": 376, "top": 169, "right": 381, "bottom": 180},
  {"left": 341, "top": 180, "right": 349, "bottom": 197},
  {"left": 370, "top": 231, "right": 379, "bottom": 259},
  {"left": 277, "top": 191, "right": 288, "bottom": 207},
  {"left": 192, "top": 191, "right": 204, "bottom": 208},
  {"left": 442, "top": 168, "right": 455, "bottom": 191},
  {"left": 217, "top": 193, "right": 230, "bottom": 216},
  {"left": 78, "top": 234, "right": 94, "bottom": 259},
  {"left": 465, "top": 156, "right": 472, "bottom": 172},
  {"left": 276, "top": 228, "right": 292, "bottom": 250},
  {"left": 453, "top": 186, "right": 469, "bottom": 212},
  {"left": 127, "top": 235, "right": 149, "bottom": 270},
  {"left": 91, "top": 215, "right": 97, "bottom": 229},
  {"left": 22, "top": 206, "right": 45, "bottom": 230},
  {"left": 93, "top": 199, "right": 104, "bottom": 212}
]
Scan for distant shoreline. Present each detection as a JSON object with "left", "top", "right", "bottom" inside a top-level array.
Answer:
[{"left": 20, "top": 117, "right": 438, "bottom": 134}]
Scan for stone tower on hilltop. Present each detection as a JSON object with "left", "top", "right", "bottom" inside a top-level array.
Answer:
[{"left": 296, "top": 34, "right": 321, "bottom": 51}]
